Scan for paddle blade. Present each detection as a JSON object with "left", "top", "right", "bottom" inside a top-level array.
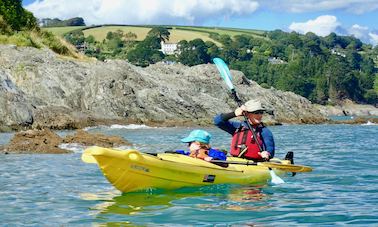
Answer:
[
  {"left": 213, "top": 58, "right": 234, "bottom": 90},
  {"left": 269, "top": 169, "right": 285, "bottom": 184},
  {"left": 259, "top": 162, "right": 313, "bottom": 173}
]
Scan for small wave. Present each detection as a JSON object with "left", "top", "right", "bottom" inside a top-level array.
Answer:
[
  {"left": 83, "top": 124, "right": 152, "bottom": 131},
  {"left": 115, "top": 145, "right": 134, "bottom": 150},
  {"left": 59, "top": 143, "right": 86, "bottom": 153},
  {"left": 83, "top": 125, "right": 106, "bottom": 131},
  {"left": 110, "top": 124, "right": 152, "bottom": 129},
  {"left": 361, "top": 121, "right": 377, "bottom": 126}
]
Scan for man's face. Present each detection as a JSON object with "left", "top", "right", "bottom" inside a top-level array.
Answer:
[{"left": 245, "top": 111, "right": 263, "bottom": 125}]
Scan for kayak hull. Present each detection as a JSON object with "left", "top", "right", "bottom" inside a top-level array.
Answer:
[{"left": 84, "top": 146, "right": 290, "bottom": 193}]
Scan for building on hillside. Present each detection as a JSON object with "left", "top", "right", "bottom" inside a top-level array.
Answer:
[
  {"left": 76, "top": 42, "right": 87, "bottom": 53},
  {"left": 268, "top": 57, "right": 286, "bottom": 64},
  {"left": 160, "top": 41, "right": 180, "bottom": 55},
  {"left": 331, "top": 48, "right": 346, "bottom": 57}
]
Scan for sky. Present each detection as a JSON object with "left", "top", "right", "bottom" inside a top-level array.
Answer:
[{"left": 23, "top": 0, "right": 378, "bottom": 46}]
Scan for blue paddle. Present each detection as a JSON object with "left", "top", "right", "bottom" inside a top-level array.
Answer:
[
  {"left": 213, "top": 57, "right": 284, "bottom": 184},
  {"left": 213, "top": 57, "right": 262, "bottom": 151}
]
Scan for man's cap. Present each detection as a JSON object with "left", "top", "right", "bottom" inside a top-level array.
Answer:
[{"left": 245, "top": 99, "right": 266, "bottom": 113}]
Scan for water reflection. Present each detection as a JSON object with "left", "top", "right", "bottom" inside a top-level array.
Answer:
[
  {"left": 81, "top": 189, "right": 206, "bottom": 216},
  {"left": 198, "top": 185, "right": 270, "bottom": 211},
  {"left": 81, "top": 184, "right": 269, "bottom": 223}
]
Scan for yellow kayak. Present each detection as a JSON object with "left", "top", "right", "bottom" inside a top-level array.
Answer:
[{"left": 82, "top": 146, "right": 312, "bottom": 193}]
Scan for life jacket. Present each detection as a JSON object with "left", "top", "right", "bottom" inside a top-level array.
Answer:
[
  {"left": 175, "top": 148, "right": 226, "bottom": 161},
  {"left": 230, "top": 126, "right": 264, "bottom": 160}
]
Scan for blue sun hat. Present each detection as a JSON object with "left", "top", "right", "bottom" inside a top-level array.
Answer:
[{"left": 181, "top": 129, "right": 211, "bottom": 144}]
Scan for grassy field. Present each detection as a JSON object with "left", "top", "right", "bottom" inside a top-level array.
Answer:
[
  {"left": 172, "top": 26, "right": 267, "bottom": 39},
  {"left": 45, "top": 25, "right": 266, "bottom": 45},
  {"left": 82, "top": 26, "right": 222, "bottom": 44},
  {"left": 82, "top": 26, "right": 150, "bottom": 41}
]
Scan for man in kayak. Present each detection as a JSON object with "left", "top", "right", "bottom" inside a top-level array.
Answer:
[
  {"left": 177, "top": 129, "right": 227, "bottom": 161},
  {"left": 213, "top": 99, "right": 275, "bottom": 161}
]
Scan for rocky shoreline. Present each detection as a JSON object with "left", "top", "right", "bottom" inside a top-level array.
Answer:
[
  {"left": 0, "top": 129, "right": 131, "bottom": 154},
  {"left": 1, "top": 44, "right": 377, "bottom": 133}
]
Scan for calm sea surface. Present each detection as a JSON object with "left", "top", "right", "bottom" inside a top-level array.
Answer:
[{"left": 1, "top": 124, "right": 377, "bottom": 226}]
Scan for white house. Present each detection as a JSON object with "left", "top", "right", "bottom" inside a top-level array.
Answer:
[
  {"left": 160, "top": 41, "right": 179, "bottom": 55},
  {"left": 331, "top": 48, "right": 346, "bottom": 57}
]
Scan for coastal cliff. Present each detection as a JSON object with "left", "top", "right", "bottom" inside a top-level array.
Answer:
[{"left": 0, "top": 44, "right": 341, "bottom": 131}]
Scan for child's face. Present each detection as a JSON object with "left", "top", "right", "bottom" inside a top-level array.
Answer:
[{"left": 189, "top": 141, "right": 201, "bottom": 151}]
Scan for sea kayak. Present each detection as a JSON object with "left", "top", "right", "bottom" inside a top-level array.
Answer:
[{"left": 82, "top": 146, "right": 312, "bottom": 193}]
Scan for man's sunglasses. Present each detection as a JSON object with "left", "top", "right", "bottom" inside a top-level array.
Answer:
[{"left": 249, "top": 110, "right": 264, "bottom": 114}]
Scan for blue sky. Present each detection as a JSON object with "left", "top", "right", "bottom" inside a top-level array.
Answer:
[{"left": 23, "top": 0, "right": 378, "bottom": 45}]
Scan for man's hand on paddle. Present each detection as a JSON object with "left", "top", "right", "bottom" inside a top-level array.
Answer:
[
  {"left": 234, "top": 105, "right": 247, "bottom": 117},
  {"left": 259, "top": 151, "right": 271, "bottom": 160}
]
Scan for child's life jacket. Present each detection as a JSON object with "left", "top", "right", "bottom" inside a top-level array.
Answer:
[{"left": 175, "top": 148, "right": 227, "bottom": 160}]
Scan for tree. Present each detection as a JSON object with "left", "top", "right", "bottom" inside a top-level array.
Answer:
[
  {"left": 178, "top": 39, "right": 210, "bottom": 66},
  {"left": 315, "top": 76, "right": 329, "bottom": 104},
  {"left": 65, "top": 17, "right": 85, "bottom": 26},
  {"left": 107, "top": 37, "right": 123, "bottom": 50},
  {"left": 325, "top": 32, "right": 338, "bottom": 48},
  {"left": 0, "top": 15, "right": 12, "bottom": 34},
  {"left": 64, "top": 30, "right": 85, "bottom": 46},
  {"left": 147, "top": 27, "right": 170, "bottom": 42},
  {"left": 106, "top": 31, "right": 114, "bottom": 40},
  {"left": 85, "top": 35, "right": 95, "bottom": 44},
  {"left": 364, "top": 89, "right": 378, "bottom": 105},
  {"left": 126, "top": 35, "right": 164, "bottom": 66},
  {"left": 127, "top": 46, "right": 163, "bottom": 66},
  {"left": 124, "top": 32, "right": 137, "bottom": 42},
  {"left": 205, "top": 41, "right": 220, "bottom": 60},
  {"left": 0, "top": 0, "right": 37, "bottom": 31},
  {"left": 219, "top": 34, "right": 232, "bottom": 46}
]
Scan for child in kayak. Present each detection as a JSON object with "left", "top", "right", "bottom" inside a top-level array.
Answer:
[{"left": 177, "top": 129, "right": 227, "bottom": 161}]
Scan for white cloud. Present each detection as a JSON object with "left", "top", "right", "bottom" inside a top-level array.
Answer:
[
  {"left": 289, "top": 15, "right": 340, "bottom": 36},
  {"left": 369, "top": 32, "right": 378, "bottom": 46},
  {"left": 348, "top": 24, "right": 369, "bottom": 39},
  {"left": 26, "top": 0, "right": 259, "bottom": 25},
  {"left": 263, "top": 0, "right": 378, "bottom": 14}
]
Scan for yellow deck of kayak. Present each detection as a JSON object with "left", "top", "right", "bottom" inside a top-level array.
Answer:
[{"left": 82, "top": 146, "right": 307, "bottom": 193}]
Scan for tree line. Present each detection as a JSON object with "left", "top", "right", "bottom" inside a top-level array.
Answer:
[{"left": 40, "top": 17, "right": 86, "bottom": 27}]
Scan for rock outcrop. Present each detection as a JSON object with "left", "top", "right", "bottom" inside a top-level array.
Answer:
[
  {"left": 0, "top": 44, "right": 332, "bottom": 131},
  {"left": 316, "top": 100, "right": 378, "bottom": 117},
  {"left": 63, "top": 129, "right": 132, "bottom": 147},
  {"left": 0, "top": 128, "right": 131, "bottom": 154},
  {"left": 1, "top": 129, "right": 69, "bottom": 154}
]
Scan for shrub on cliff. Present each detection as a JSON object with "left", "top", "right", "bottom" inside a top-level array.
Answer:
[
  {"left": 0, "top": 0, "right": 38, "bottom": 32},
  {"left": 0, "top": 0, "right": 80, "bottom": 58},
  {"left": 0, "top": 15, "right": 12, "bottom": 35}
]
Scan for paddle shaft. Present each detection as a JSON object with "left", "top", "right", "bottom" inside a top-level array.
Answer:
[
  {"left": 230, "top": 89, "right": 263, "bottom": 152},
  {"left": 211, "top": 159, "right": 257, "bottom": 165},
  {"left": 210, "top": 159, "right": 312, "bottom": 172}
]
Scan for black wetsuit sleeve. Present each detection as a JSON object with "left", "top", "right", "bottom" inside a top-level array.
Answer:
[{"left": 220, "top": 112, "right": 236, "bottom": 121}]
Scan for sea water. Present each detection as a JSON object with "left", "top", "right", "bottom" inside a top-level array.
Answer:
[{"left": 0, "top": 124, "right": 377, "bottom": 226}]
